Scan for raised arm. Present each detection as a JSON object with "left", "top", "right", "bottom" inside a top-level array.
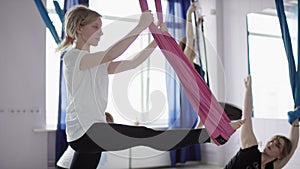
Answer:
[
  {"left": 79, "top": 11, "right": 154, "bottom": 70},
  {"left": 240, "top": 75, "right": 258, "bottom": 149},
  {"left": 184, "top": 3, "right": 196, "bottom": 59},
  {"left": 274, "top": 118, "right": 299, "bottom": 169},
  {"left": 107, "top": 23, "right": 168, "bottom": 74},
  {"left": 107, "top": 40, "right": 157, "bottom": 74}
]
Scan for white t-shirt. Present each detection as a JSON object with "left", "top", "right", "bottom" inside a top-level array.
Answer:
[
  {"left": 63, "top": 48, "right": 109, "bottom": 142},
  {"left": 57, "top": 146, "right": 108, "bottom": 168},
  {"left": 56, "top": 146, "right": 74, "bottom": 168}
]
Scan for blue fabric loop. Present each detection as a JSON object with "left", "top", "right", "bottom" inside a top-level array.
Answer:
[
  {"left": 288, "top": 109, "right": 300, "bottom": 124},
  {"left": 275, "top": 0, "right": 300, "bottom": 124}
]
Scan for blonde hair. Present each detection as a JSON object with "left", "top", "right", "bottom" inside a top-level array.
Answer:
[{"left": 56, "top": 5, "right": 101, "bottom": 52}]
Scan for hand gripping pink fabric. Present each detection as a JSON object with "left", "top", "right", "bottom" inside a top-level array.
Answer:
[{"left": 139, "top": 0, "right": 235, "bottom": 145}]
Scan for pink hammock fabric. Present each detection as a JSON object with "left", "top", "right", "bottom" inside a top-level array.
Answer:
[{"left": 139, "top": 0, "right": 235, "bottom": 145}]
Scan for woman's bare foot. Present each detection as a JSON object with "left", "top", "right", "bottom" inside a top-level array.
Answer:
[{"left": 230, "top": 119, "right": 245, "bottom": 130}]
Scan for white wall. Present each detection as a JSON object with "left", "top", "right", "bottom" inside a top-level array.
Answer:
[
  {"left": 0, "top": 0, "right": 47, "bottom": 168},
  {"left": 198, "top": 0, "right": 276, "bottom": 105},
  {"left": 221, "top": 0, "right": 276, "bottom": 106}
]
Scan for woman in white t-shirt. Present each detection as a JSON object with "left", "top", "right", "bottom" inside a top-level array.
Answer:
[{"left": 56, "top": 5, "right": 244, "bottom": 169}]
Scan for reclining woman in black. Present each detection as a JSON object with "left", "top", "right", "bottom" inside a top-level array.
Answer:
[{"left": 224, "top": 75, "right": 299, "bottom": 169}]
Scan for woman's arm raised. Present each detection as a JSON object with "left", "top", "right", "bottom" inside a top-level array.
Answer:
[
  {"left": 80, "top": 11, "right": 154, "bottom": 70},
  {"left": 107, "top": 22, "right": 168, "bottom": 74},
  {"left": 240, "top": 75, "right": 258, "bottom": 149}
]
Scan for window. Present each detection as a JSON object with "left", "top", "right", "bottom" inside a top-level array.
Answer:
[
  {"left": 90, "top": 0, "right": 168, "bottom": 127},
  {"left": 247, "top": 9, "right": 297, "bottom": 119},
  {"left": 46, "top": 0, "right": 168, "bottom": 128},
  {"left": 46, "top": 0, "right": 63, "bottom": 128}
]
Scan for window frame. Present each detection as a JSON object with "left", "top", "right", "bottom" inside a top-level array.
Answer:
[{"left": 246, "top": 12, "right": 297, "bottom": 119}]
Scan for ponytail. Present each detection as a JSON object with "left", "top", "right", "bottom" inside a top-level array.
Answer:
[{"left": 56, "top": 35, "right": 75, "bottom": 52}]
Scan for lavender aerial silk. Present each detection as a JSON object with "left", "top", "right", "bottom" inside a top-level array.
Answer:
[{"left": 139, "top": 0, "right": 234, "bottom": 145}]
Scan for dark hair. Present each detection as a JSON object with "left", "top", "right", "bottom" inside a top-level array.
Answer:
[
  {"left": 274, "top": 135, "right": 293, "bottom": 159},
  {"left": 105, "top": 112, "right": 114, "bottom": 123},
  {"left": 178, "top": 37, "right": 195, "bottom": 51},
  {"left": 178, "top": 37, "right": 187, "bottom": 51}
]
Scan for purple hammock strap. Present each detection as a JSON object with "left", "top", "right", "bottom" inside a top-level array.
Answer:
[{"left": 139, "top": 0, "right": 235, "bottom": 145}]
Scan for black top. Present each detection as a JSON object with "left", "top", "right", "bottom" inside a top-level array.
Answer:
[
  {"left": 193, "top": 63, "right": 204, "bottom": 78},
  {"left": 224, "top": 145, "right": 274, "bottom": 169}
]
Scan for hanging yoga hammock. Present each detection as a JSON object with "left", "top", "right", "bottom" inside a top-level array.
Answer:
[
  {"left": 34, "top": 0, "right": 61, "bottom": 44},
  {"left": 275, "top": 0, "right": 300, "bottom": 124},
  {"left": 139, "top": 0, "right": 234, "bottom": 145}
]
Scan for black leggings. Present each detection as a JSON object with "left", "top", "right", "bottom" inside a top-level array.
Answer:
[{"left": 69, "top": 123, "right": 210, "bottom": 169}]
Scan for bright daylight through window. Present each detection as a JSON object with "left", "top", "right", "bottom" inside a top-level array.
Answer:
[{"left": 247, "top": 11, "right": 297, "bottom": 119}]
